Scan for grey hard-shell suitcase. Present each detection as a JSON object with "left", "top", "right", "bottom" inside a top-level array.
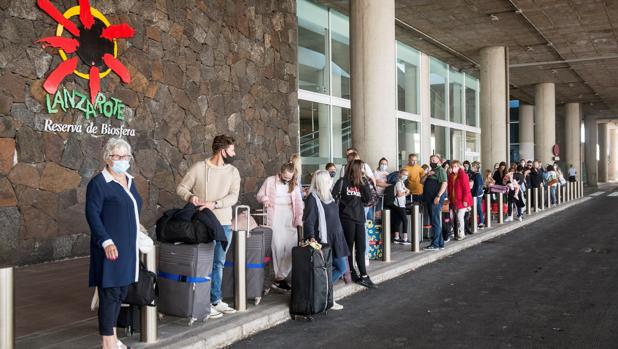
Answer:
[
  {"left": 157, "top": 242, "right": 215, "bottom": 326},
  {"left": 222, "top": 206, "right": 273, "bottom": 305}
]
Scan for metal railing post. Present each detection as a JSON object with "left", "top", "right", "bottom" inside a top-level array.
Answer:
[
  {"left": 412, "top": 205, "right": 420, "bottom": 252},
  {"left": 557, "top": 184, "right": 562, "bottom": 205},
  {"left": 472, "top": 197, "right": 478, "bottom": 233},
  {"left": 383, "top": 210, "right": 391, "bottom": 262},
  {"left": 234, "top": 229, "right": 247, "bottom": 311},
  {"left": 540, "top": 186, "right": 545, "bottom": 210},
  {"left": 566, "top": 182, "right": 571, "bottom": 202},
  {"left": 547, "top": 185, "right": 552, "bottom": 209},
  {"left": 498, "top": 193, "right": 504, "bottom": 224},
  {"left": 526, "top": 189, "right": 531, "bottom": 215},
  {"left": 140, "top": 250, "right": 157, "bottom": 343},
  {"left": 0, "top": 267, "right": 14, "bottom": 349},
  {"left": 485, "top": 194, "right": 491, "bottom": 228},
  {"left": 580, "top": 180, "right": 584, "bottom": 198}
]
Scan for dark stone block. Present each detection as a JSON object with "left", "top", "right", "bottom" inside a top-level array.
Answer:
[{"left": 60, "top": 136, "right": 83, "bottom": 171}]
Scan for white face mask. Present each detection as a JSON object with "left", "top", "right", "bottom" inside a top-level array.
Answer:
[
  {"left": 379, "top": 164, "right": 387, "bottom": 171},
  {"left": 112, "top": 160, "right": 130, "bottom": 174}
]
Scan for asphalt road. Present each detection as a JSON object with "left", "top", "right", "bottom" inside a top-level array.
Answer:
[{"left": 231, "top": 187, "right": 618, "bottom": 349}]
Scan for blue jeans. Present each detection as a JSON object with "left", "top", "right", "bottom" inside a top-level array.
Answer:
[
  {"left": 550, "top": 186, "right": 557, "bottom": 204},
  {"left": 332, "top": 256, "right": 348, "bottom": 284},
  {"left": 476, "top": 196, "right": 485, "bottom": 225},
  {"left": 211, "top": 225, "right": 232, "bottom": 304},
  {"left": 429, "top": 193, "right": 447, "bottom": 248}
]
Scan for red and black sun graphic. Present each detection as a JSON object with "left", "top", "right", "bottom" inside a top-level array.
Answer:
[{"left": 36, "top": 0, "right": 135, "bottom": 103}]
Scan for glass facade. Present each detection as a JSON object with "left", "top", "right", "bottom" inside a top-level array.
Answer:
[
  {"left": 396, "top": 42, "right": 420, "bottom": 115},
  {"left": 430, "top": 58, "right": 447, "bottom": 120},
  {"left": 398, "top": 119, "right": 420, "bottom": 165},
  {"left": 298, "top": 0, "right": 482, "bottom": 171}
]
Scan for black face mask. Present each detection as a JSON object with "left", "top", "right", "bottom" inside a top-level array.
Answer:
[
  {"left": 430, "top": 163, "right": 438, "bottom": 169},
  {"left": 329, "top": 171, "right": 336, "bottom": 178},
  {"left": 222, "top": 150, "right": 235, "bottom": 164}
]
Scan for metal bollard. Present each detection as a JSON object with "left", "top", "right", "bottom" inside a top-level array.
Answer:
[
  {"left": 383, "top": 210, "right": 391, "bottom": 262},
  {"left": 580, "top": 180, "right": 584, "bottom": 198},
  {"left": 540, "top": 186, "right": 545, "bottom": 210},
  {"left": 234, "top": 229, "right": 247, "bottom": 312},
  {"left": 547, "top": 185, "right": 552, "bottom": 208},
  {"left": 498, "top": 193, "right": 504, "bottom": 224},
  {"left": 534, "top": 188, "right": 539, "bottom": 213},
  {"left": 566, "top": 182, "right": 571, "bottom": 202},
  {"left": 412, "top": 205, "right": 420, "bottom": 252},
  {"left": 0, "top": 267, "right": 14, "bottom": 349},
  {"left": 526, "top": 189, "right": 531, "bottom": 214},
  {"left": 484, "top": 194, "right": 490, "bottom": 227},
  {"left": 140, "top": 250, "right": 158, "bottom": 343},
  {"left": 557, "top": 184, "right": 562, "bottom": 205},
  {"left": 472, "top": 197, "right": 478, "bottom": 233}
]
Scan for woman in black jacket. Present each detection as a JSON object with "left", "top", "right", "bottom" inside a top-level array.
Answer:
[
  {"left": 304, "top": 170, "right": 351, "bottom": 310},
  {"left": 332, "top": 159, "right": 375, "bottom": 288}
]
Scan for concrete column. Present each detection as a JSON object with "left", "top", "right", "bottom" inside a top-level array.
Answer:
[
  {"left": 519, "top": 104, "right": 534, "bottom": 161},
  {"left": 598, "top": 122, "right": 608, "bottom": 182},
  {"left": 564, "top": 103, "right": 582, "bottom": 180},
  {"left": 419, "top": 52, "right": 432, "bottom": 164},
  {"left": 534, "top": 83, "right": 556, "bottom": 165},
  {"left": 350, "top": 0, "right": 397, "bottom": 167},
  {"left": 609, "top": 129, "right": 617, "bottom": 181},
  {"left": 480, "top": 46, "right": 508, "bottom": 169},
  {"left": 584, "top": 118, "right": 598, "bottom": 186}
]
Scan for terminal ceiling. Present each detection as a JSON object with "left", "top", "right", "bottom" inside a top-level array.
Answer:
[{"left": 317, "top": 0, "right": 618, "bottom": 119}]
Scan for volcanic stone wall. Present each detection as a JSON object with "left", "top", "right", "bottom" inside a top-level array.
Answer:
[{"left": 0, "top": 0, "right": 298, "bottom": 266}]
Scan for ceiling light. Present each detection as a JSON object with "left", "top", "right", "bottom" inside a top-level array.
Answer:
[
  {"left": 546, "top": 42, "right": 554, "bottom": 47},
  {"left": 490, "top": 14, "right": 499, "bottom": 21},
  {"left": 515, "top": 9, "right": 523, "bottom": 15},
  {"left": 551, "top": 69, "right": 557, "bottom": 74},
  {"left": 526, "top": 46, "right": 534, "bottom": 51},
  {"left": 568, "top": 83, "right": 575, "bottom": 87}
]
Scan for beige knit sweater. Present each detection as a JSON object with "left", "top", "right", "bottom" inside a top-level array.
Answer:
[{"left": 176, "top": 159, "right": 241, "bottom": 225}]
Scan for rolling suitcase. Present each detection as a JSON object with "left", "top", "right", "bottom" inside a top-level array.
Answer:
[
  {"left": 290, "top": 227, "right": 333, "bottom": 320},
  {"left": 157, "top": 242, "right": 215, "bottom": 326}
]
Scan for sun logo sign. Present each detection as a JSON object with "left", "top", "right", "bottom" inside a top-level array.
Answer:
[{"left": 36, "top": 0, "right": 135, "bottom": 120}]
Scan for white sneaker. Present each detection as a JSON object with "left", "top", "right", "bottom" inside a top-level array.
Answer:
[
  {"left": 208, "top": 307, "right": 223, "bottom": 319},
  {"left": 504, "top": 216, "right": 513, "bottom": 222},
  {"left": 331, "top": 301, "right": 343, "bottom": 310},
  {"left": 213, "top": 301, "right": 237, "bottom": 314}
]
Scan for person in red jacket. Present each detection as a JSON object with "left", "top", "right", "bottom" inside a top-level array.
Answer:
[{"left": 448, "top": 160, "right": 473, "bottom": 240}]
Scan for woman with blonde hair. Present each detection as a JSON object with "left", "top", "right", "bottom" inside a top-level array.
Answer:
[
  {"left": 256, "top": 162, "right": 304, "bottom": 292},
  {"left": 303, "top": 170, "right": 350, "bottom": 310}
]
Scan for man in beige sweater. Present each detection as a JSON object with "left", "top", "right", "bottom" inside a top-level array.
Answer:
[{"left": 177, "top": 134, "right": 241, "bottom": 319}]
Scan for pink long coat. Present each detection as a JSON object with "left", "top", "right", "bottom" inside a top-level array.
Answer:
[{"left": 256, "top": 175, "right": 304, "bottom": 227}]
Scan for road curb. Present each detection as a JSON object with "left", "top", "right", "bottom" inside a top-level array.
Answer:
[{"left": 140, "top": 197, "right": 591, "bottom": 349}]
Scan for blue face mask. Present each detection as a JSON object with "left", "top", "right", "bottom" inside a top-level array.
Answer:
[
  {"left": 329, "top": 171, "right": 336, "bottom": 178},
  {"left": 379, "top": 164, "right": 387, "bottom": 171},
  {"left": 401, "top": 175, "right": 408, "bottom": 181},
  {"left": 112, "top": 160, "right": 130, "bottom": 174}
]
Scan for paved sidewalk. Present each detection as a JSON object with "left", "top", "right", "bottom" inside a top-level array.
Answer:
[{"left": 14, "top": 194, "right": 591, "bottom": 349}]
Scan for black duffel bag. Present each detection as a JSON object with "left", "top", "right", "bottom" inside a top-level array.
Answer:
[
  {"left": 156, "top": 203, "right": 227, "bottom": 245},
  {"left": 124, "top": 263, "right": 158, "bottom": 306}
]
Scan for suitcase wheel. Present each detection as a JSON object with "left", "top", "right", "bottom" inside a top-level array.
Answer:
[
  {"left": 188, "top": 318, "right": 196, "bottom": 326},
  {"left": 158, "top": 313, "right": 165, "bottom": 320},
  {"left": 254, "top": 297, "right": 262, "bottom": 306}
]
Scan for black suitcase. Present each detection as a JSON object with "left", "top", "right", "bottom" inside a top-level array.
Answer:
[
  {"left": 117, "top": 304, "right": 140, "bottom": 336},
  {"left": 290, "top": 227, "right": 333, "bottom": 320}
]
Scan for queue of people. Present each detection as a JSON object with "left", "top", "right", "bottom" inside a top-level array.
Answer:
[{"left": 85, "top": 135, "right": 573, "bottom": 347}]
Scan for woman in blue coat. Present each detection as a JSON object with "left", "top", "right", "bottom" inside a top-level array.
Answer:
[{"left": 85, "top": 137, "right": 141, "bottom": 349}]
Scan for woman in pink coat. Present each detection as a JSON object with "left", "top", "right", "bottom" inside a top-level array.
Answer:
[
  {"left": 448, "top": 160, "right": 473, "bottom": 241},
  {"left": 256, "top": 162, "right": 304, "bottom": 292}
]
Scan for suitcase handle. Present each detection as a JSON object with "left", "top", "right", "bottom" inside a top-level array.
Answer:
[
  {"left": 297, "top": 225, "right": 304, "bottom": 246},
  {"left": 234, "top": 205, "right": 251, "bottom": 238}
]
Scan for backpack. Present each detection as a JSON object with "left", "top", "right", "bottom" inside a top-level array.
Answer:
[
  {"left": 386, "top": 171, "right": 400, "bottom": 185},
  {"left": 383, "top": 184, "right": 396, "bottom": 208}
]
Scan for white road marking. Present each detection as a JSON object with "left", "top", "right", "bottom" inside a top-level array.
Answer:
[
  {"left": 589, "top": 191, "right": 605, "bottom": 197},
  {"left": 608, "top": 192, "right": 618, "bottom": 197}
]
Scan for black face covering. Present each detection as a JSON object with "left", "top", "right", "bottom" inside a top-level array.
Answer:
[
  {"left": 430, "top": 162, "right": 438, "bottom": 169},
  {"left": 222, "top": 150, "right": 235, "bottom": 164}
]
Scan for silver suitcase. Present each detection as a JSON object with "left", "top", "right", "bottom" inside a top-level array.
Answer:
[{"left": 158, "top": 242, "right": 215, "bottom": 325}]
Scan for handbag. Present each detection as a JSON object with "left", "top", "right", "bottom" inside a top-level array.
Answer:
[
  {"left": 489, "top": 184, "right": 509, "bottom": 194},
  {"left": 547, "top": 178, "right": 558, "bottom": 186},
  {"left": 124, "top": 262, "right": 158, "bottom": 306},
  {"left": 364, "top": 179, "right": 380, "bottom": 208}
]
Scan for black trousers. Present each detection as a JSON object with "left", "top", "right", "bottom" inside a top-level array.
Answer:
[
  {"left": 98, "top": 286, "right": 129, "bottom": 336},
  {"left": 341, "top": 219, "right": 367, "bottom": 276},
  {"left": 390, "top": 206, "right": 408, "bottom": 238}
]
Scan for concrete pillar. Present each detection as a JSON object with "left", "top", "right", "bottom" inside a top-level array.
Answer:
[
  {"left": 419, "top": 53, "right": 432, "bottom": 164},
  {"left": 480, "top": 46, "right": 508, "bottom": 168},
  {"left": 519, "top": 104, "right": 534, "bottom": 161},
  {"left": 564, "top": 103, "right": 582, "bottom": 180},
  {"left": 534, "top": 83, "right": 556, "bottom": 165},
  {"left": 585, "top": 118, "right": 598, "bottom": 186},
  {"left": 350, "top": 0, "right": 397, "bottom": 167},
  {"left": 598, "top": 123, "right": 608, "bottom": 182},
  {"left": 609, "top": 129, "right": 617, "bottom": 181}
]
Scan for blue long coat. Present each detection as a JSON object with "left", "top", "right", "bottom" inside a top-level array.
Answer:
[{"left": 85, "top": 170, "right": 142, "bottom": 288}]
